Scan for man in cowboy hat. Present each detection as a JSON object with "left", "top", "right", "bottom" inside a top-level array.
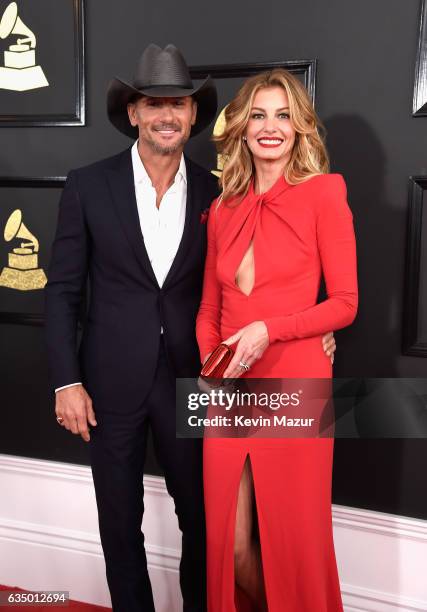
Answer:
[{"left": 45, "top": 44, "right": 219, "bottom": 611}]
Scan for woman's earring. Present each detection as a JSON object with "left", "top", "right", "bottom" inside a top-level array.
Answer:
[{"left": 242, "top": 136, "right": 247, "bottom": 142}]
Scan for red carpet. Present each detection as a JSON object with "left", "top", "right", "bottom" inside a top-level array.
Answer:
[{"left": 0, "top": 586, "right": 111, "bottom": 610}]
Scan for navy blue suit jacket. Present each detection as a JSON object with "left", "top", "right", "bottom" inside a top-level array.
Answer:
[{"left": 45, "top": 147, "right": 219, "bottom": 413}]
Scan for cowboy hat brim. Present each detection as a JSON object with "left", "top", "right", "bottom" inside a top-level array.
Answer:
[{"left": 107, "top": 75, "right": 217, "bottom": 139}]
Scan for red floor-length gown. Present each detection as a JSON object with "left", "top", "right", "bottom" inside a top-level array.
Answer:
[{"left": 196, "top": 173, "right": 358, "bottom": 612}]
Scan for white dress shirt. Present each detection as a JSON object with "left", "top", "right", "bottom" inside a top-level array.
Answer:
[
  {"left": 131, "top": 140, "right": 187, "bottom": 287},
  {"left": 55, "top": 141, "right": 187, "bottom": 393}
]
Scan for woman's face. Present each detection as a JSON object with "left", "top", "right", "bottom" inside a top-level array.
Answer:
[{"left": 244, "top": 86, "right": 296, "bottom": 166}]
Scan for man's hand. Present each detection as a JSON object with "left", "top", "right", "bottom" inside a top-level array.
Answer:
[
  {"left": 55, "top": 385, "right": 97, "bottom": 442},
  {"left": 322, "top": 332, "right": 336, "bottom": 364}
]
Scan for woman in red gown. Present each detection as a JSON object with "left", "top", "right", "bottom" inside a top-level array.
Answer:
[{"left": 196, "top": 69, "right": 358, "bottom": 611}]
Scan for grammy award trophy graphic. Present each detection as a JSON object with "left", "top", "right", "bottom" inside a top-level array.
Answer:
[
  {"left": 0, "top": 209, "right": 47, "bottom": 290},
  {"left": 0, "top": 1, "right": 48, "bottom": 91}
]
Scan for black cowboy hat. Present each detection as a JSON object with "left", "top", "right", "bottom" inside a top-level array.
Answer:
[{"left": 107, "top": 43, "right": 217, "bottom": 139}]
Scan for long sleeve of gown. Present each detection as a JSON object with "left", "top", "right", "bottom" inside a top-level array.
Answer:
[
  {"left": 264, "top": 175, "right": 358, "bottom": 343},
  {"left": 196, "top": 201, "right": 222, "bottom": 362}
]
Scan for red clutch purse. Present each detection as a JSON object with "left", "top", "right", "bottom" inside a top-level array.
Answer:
[{"left": 200, "top": 343, "right": 234, "bottom": 379}]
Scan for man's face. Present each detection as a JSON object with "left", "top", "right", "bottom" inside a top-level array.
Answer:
[{"left": 127, "top": 96, "right": 197, "bottom": 155}]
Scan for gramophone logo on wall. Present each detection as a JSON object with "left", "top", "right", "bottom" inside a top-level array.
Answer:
[
  {"left": 0, "top": 0, "right": 84, "bottom": 127},
  {"left": 0, "top": 1, "right": 48, "bottom": 91},
  {"left": 0, "top": 209, "right": 47, "bottom": 290}
]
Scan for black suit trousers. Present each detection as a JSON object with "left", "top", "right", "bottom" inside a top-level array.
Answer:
[{"left": 89, "top": 338, "right": 206, "bottom": 612}]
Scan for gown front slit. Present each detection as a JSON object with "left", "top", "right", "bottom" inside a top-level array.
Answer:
[{"left": 196, "top": 173, "right": 358, "bottom": 612}]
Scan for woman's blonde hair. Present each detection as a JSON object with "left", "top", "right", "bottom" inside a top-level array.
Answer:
[{"left": 214, "top": 69, "right": 329, "bottom": 202}]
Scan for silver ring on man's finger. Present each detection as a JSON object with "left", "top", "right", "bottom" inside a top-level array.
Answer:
[
  {"left": 239, "top": 361, "right": 250, "bottom": 371},
  {"left": 56, "top": 416, "right": 64, "bottom": 424}
]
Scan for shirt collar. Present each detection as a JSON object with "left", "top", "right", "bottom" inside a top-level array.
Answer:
[{"left": 131, "top": 140, "right": 187, "bottom": 187}]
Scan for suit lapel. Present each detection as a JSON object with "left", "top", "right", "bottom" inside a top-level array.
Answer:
[
  {"left": 163, "top": 157, "right": 200, "bottom": 289},
  {"left": 105, "top": 148, "right": 159, "bottom": 287}
]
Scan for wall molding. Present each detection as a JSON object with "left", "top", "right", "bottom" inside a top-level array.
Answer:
[
  {"left": 341, "top": 584, "right": 427, "bottom": 612},
  {"left": 333, "top": 505, "right": 427, "bottom": 542},
  {"left": 0, "top": 454, "right": 426, "bottom": 611}
]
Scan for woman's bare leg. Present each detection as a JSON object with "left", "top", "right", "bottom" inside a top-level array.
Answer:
[{"left": 234, "top": 455, "right": 267, "bottom": 610}]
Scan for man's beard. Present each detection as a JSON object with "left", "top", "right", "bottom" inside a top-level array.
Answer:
[{"left": 145, "top": 124, "right": 189, "bottom": 155}]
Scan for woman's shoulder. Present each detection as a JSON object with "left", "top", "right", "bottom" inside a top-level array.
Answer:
[
  {"left": 299, "top": 172, "right": 347, "bottom": 195},
  {"left": 295, "top": 173, "right": 351, "bottom": 220},
  {"left": 299, "top": 173, "right": 348, "bottom": 208}
]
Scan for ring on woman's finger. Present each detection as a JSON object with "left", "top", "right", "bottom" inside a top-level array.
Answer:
[
  {"left": 56, "top": 416, "right": 64, "bottom": 424},
  {"left": 239, "top": 361, "right": 250, "bottom": 371}
]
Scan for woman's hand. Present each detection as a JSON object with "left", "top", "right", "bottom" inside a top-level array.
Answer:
[
  {"left": 222, "top": 321, "right": 269, "bottom": 378},
  {"left": 221, "top": 326, "right": 336, "bottom": 379}
]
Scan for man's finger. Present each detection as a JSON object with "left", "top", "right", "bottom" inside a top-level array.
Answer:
[
  {"left": 76, "top": 412, "right": 90, "bottom": 441},
  {"left": 63, "top": 418, "right": 73, "bottom": 432},
  {"left": 55, "top": 412, "right": 65, "bottom": 426},
  {"left": 68, "top": 415, "right": 80, "bottom": 435},
  {"left": 81, "top": 429, "right": 90, "bottom": 442},
  {"left": 79, "top": 424, "right": 90, "bottom": 442},
  {"left": 87, "top": 403, "right": 97, "bottom": 427}
]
